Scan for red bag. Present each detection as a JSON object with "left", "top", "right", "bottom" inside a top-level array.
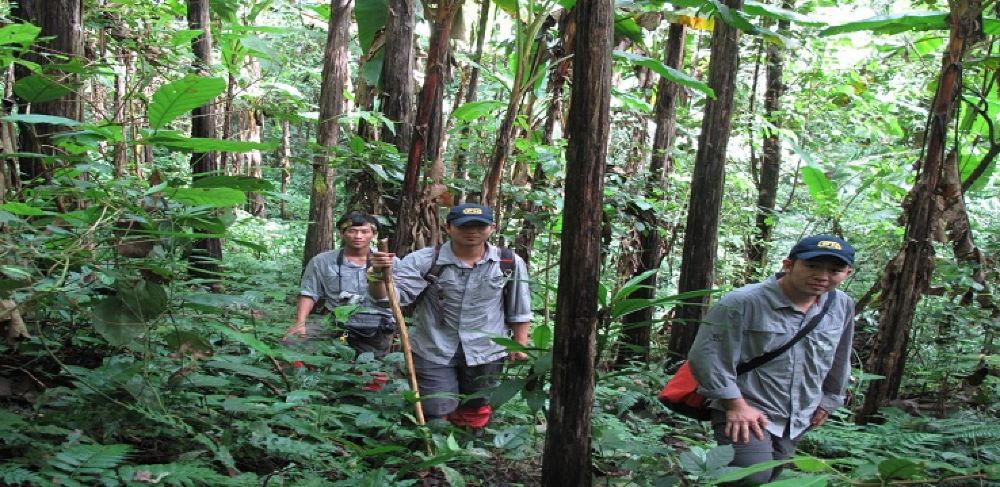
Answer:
[{"left": 658, "top": 361, "right": 712, "bottom": 420}]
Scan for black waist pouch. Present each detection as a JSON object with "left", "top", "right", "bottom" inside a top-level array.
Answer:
[{"left": 344, "top": 312, "right": 396, "bottom": 338}]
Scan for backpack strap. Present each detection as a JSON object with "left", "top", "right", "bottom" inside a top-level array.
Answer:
[
  {"left": 735, "top": 291, "right": 838, "bottom": 375},
  {"left": 499, "top": 247, "right": 515, "bottom": 312}
]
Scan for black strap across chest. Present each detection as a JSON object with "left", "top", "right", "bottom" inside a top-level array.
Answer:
[
  {"left": 335, "top": 249, "right": 371, "bottom": 291},
  {"left": 735, "top": 291, "right": 838, "bottom": 375}
]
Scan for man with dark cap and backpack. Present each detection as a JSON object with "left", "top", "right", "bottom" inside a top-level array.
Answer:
[
  {"left": 687, "top": 235, "right": 856, "bottom": 485},
  {"left": 368, "top": 203, "right": 532, "bottom": 428}
]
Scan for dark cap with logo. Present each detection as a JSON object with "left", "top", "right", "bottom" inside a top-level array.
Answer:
[
  {"left": 447, "top": 203, "right": 494, "bottom": 226},
  {"left": 788, "top": 234, "right": 855, "bottom": 266}
]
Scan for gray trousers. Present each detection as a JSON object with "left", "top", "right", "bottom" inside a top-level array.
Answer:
[
  {"left": 411, "top": 353, "right": 504, "bottom": 418},
  {"left": 711, "top": 410, "right": 802, "bottom": 485}
]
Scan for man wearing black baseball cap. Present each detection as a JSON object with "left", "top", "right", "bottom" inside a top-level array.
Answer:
[
  {"left": 369, "top": 203, "right": 532, "bottom": 428},
  {"left": 687, "top": 234, "right": 855, "bottom": 485}
]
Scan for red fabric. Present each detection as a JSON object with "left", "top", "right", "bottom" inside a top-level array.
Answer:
[
  {"left": 361, "top": 372, "right": 389, "bottom": 392},
  {"left": 447, "top": 404, "right": 493, "bottom": 429},
  {"left": 659, "top": 361, "right": 707, "bottom": 407}
]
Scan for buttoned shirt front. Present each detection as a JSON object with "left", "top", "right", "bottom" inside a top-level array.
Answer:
[
  {"left": 300, "top": 249, "right": 395, "bottom": 316},
  {"left": 688, "top": 275, "right": 855, "bottom": 439},
  {"left": 392, "top": 242, "right": 532, "bottom": 366}
]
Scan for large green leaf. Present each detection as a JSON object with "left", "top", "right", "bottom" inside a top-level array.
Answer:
[
  {"left": 1, "top": 114, "right": 81, "bottom": 126},
  {"left": 147, "top": 75, "right": 225, "bottom": 130},
  {"left": 878, "top": 458, "right": 923, "bottom": 480},
  {"left": 12, "top": 74, "right": 73, "bottom": 103},
  {"left": 192, "top": 175, "right": 274, "bottom": 192},
  {"left": 93, "top": 280, "right": 169, "bottom": 346},
  {"left": 821, "top": 12, "right": 947, "bottom": 36},
  {"left": 355, "top": 0, "right": 389, "bottom": 54},
  {"left": 801, "top": 166, "right": 838, "bottom": 204},
  {"left": 613, "top": 50, "right": 715, "bottom": 99},
  {"left": 452, "top": 100, "right": 506, "bottom": 121},
  {"left": 146, "top": 136, "right": 277, "bottom": 153},
  {"left": 164, "top": 187, "right": 246, "bottom": 207},
  {"left": 743, "top": 0, "right": 824, "bottom": 26},
  {"left": 0, "top": 23, "right": 41, "bottom": 45}
]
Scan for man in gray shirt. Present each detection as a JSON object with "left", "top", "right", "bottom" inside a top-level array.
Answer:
[
  {"left": 369, "top": 203, "right": 532, "bottom": 428},
  {"left": 688, "top": 234, "right": 856, "bottom": 485},
  {"left": 286, "top": 212, "right": 396, "bottom": 359}
]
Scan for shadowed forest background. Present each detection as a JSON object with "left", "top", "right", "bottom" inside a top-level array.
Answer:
[{"left": 0, "top": 0, "right": 998, "bottom": 485}]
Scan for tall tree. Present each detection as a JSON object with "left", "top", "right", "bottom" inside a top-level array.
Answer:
[
  {"left": 302, "top": 0, "right": 354, "bottom": 268},
  {"left": 453, "top": 0, "right": 492, "bottom": 204},
  {"left": 187, "top": 0, "right": 223, "bottom": 279},
  {"left": 540, "top": 0, "right": 612, "bottom": 483},
  {"left": 380, "top": 0, "right": 415, "bottom": 152},
  {"left": 746, "top": 7, "right": 791, "bottom": 277},
  {"left": 617, "top": 22, "right": 686, "bottom": 365},
  {"left": 394, "top": 0, "right": 462, "bottom": 254},
  {"left": 857, "top": 0, "right": 980, "bottom": 422},
  {"left": 667, "top": 0, "right": 744, "bottom": 357},
  {"left": 11, "top": 0, "right": 84, "bottom": 185}
]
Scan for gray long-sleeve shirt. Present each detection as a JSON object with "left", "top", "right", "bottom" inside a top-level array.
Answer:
[
  {"left": 688, "top": 276, "right": 855, "bottom": 439},
  {"left": 392, "top": 242, "right": 532, "bottom": 366},
  {"left": 300, "top": 249, "right": 397, "bottom": 315}
]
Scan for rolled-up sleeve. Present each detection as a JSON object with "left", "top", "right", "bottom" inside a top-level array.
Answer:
[
  {"left": 688, "top": 298, "right": 745, "bottom": 400},
  {"left": 819, "top": 307, "right": 854, "bottom": 411},
  {"left": 505, "top": 255, "right": 532, "bottom": 324},
  {"left": 299, "top": 257, "right": 324, "bottom": 300},
  {"left": 392, "top": 250, "right": 430, "bottom": 307}
]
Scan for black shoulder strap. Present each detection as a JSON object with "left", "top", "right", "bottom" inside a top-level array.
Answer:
[
  {"left": 735, "top": 291, "right": 838, "bottom": 375},
  {"left": 422, "top": 243, "right": 444, "bottom": 281},
  {"left": 499, "top": 247, "right": 515, "bottom": 308}
]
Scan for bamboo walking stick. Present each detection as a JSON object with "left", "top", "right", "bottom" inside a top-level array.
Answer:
[{"left": 377, "top": 239, "right": 425, "bottom": 425}]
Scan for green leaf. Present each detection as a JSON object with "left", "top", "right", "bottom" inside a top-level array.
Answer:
[
  {"left": 763, "top": 476, "right": 828, "bottom": 486},
  {"left": 48, "top": 444, "right": 132, "bottom": 476},
  {"left": 165, "top": 187, "right": 246, "bottom": 207},
  {"left": 452, "top": 100, "right": 506, "bottom": 121},
  {"left": 355, "top": 0, "right": 389, "bottom": 54},
  {"left": 1, "top": 114, "right": 81, "bottom": 126},
  {"left": 490, "top": 378, "right": 528, "bottom": 407},
  {"left": 147, "top": 136, "right": 277, "bottom": 153},
  {"left": 743, "top": 0, "right": 823, "bottom": 26},
  {"left": 532, "top": 324, "right": 552, "bottom": 349},
  {"left": 13, "top": 74, "right": 73, "bottom": 103},
  {"left": 93, "top": 280, "right": 169, "bottom": 346},
  {"left": 878, "top": 458, "right": 923, "bottom": 480},
  {"left": 0, "top": 202, "right": 51, "bottom": 216},
  {"left": 801, "top": 166, "right": 837, "bottom": 203},
  {"left": 613, "top": 50, "right": 715, "bottom": 99},
  {"left": 191, "top": 175, "right": 274, "bottom": 192},
  {"left": 713, "top": 458, "right": 789, "bottom": 482},
  {"left": 147, "top": 75, "right": 225, "bottom": 130},
  {"left": 614, "top": 15, "right": 645, "bottom": 46},
  {"left": 792, "top": 456, "right": 834, "bottom": 473},
  {"left": 0, "top": 23, "right": 41, "bottom": 45},
  {"left": 821, "top": 12, "right": 947, "bottom": 37}
]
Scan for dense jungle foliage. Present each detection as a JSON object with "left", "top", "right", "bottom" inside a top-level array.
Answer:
[{"left": 0, "top": 0, "right": 998, "bottom": 485}]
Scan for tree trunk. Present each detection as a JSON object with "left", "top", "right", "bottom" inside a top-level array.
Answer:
[
  {"left": 11, "top": 0, "right": 84, "bottom": 185},
  {"left": 303, "top": 0, "right": 354, "bottom": 268},
  {"left": 112, "top": 48, "right": 131, "bottom": 178},
  {"left": 746, "top": 10, "right": 790, "bottom": 278},
  {"left": 453, "top": 0, "right": 492, "bottom": 204},
  {"left": 616, "top": 22, "right": 686, "bottom": 366},
  {"left": 540, "top": 0, "right": 612, "bottom": 484},
  {"left": 187, "top": 0, "right": 223, "bottom": 281},
  {"left": 380, "top": 0, "right": 415, "bottom": 152},
  {"left": 857, "top": 0, "right": 979, "bottom": 423},
  {"left": 278, "top": 118, "right": 293, "bottom": 220},
  {"left": 395, "top": 0, "right": 461, "bottom": 255},
  {"left": 667, "top": 0, "right": 744, "bottom": 358}
]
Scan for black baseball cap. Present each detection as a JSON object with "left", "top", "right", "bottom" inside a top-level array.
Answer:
[
  {"left": 788, "top": 234, "right": 855, "bottom": 266},
  {"left": 446, "top": 203, "right": 494, "bottom": 226}
]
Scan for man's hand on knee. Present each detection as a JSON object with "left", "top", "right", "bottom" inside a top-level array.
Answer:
[
  {"left": 810, "top": 407, "right": 830, "bottom": 427},
  {"left": 721, "top": 398, "right": 769, "bottom": 444}
]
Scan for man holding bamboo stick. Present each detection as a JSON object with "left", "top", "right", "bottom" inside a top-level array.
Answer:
[{"left": 369, "top": 203, "right": 532, "bottom": 428}]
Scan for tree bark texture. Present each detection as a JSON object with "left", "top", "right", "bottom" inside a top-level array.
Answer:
[
  {"left": 303, "top": 0, "right": 354, "bottom": 268},
  {"left": 540, "top": 0, "right": 612, "bottom": 484},
  {"left": 746, "top": 11, "right": 789, "bottom": 278},
  {"left": 453, "top": 0, "right": 492, "bottom": 204},
  {"left": 649, "top": 23, "right": 686, "bottom": 182},
  {"left": 380, "top": 0, "right": 415, "bottom": 152},
  {"left": 11, "top": 0, "right": 85, "bottom": 184},
  {"left": 617, "top": 22, "right": 687, "bottom": 366},
  {"left": 279, "top": 118, "right": 292, "bottom": 219},
  {"left": 668, "top": 0, "right": 744, "bottom": 357},
  {"left": 857, "top": 0, "right": 980, "bottom": 422},
  {"left": 187, "top": 0, "right": 223, "bottom": 279},
  {"left": 395, "top": 0, "right": 460, "bottom": 255}
]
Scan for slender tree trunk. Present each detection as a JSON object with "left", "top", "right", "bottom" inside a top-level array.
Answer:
[
  {"left": 303, "top": 0, "right": 354, "bottom": 268},
  {"left": 380, "top": 0, "right": 414, "bottom": 152},
  {"left": 112, "top": 48, "right": 130, "bottom": 178},
  {"left": 395, "top": 0, "right": 461, "bottom": 255},
  {"left": 857, "top": 0, "right": 979, "bottom": 423},
  {"left": 241, "top": 109, "right": 266, "bottom": 217},
  {"left": 11, "top": 0, "right": 84, "bottom": 185},
  {"left": 453, "top": 0, "right": 492, "bottom": 204},
  {"left": 2, "top": 66, "right": 18, "bottom": 197},
  {"left": 187, "top": 0, "right": 223, "bottom": 281},
  {"left": 746, "top": 10, "right": 790, "bottom": 278},
  {"left": 616, "top": 22, "right": 686, "bottom": 366},
  {"left": 278, "top": 118, "right": 292, "bottom": 220},
  {"left": 667, "top": 0, "right": 744, "bottom": 357},
  {"left": 540, "top": 0, "right": 612, "bottom": 483}
]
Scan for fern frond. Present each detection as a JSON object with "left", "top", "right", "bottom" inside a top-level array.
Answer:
[
  {"left": 118, "top": 462, "right": 235, "bottom": 487},
  {"left": 48, "top": 443, "right": 131, "bottom": 477},
  {"left": 0, "top": 463, "right": 42, "bottom": 486}
]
